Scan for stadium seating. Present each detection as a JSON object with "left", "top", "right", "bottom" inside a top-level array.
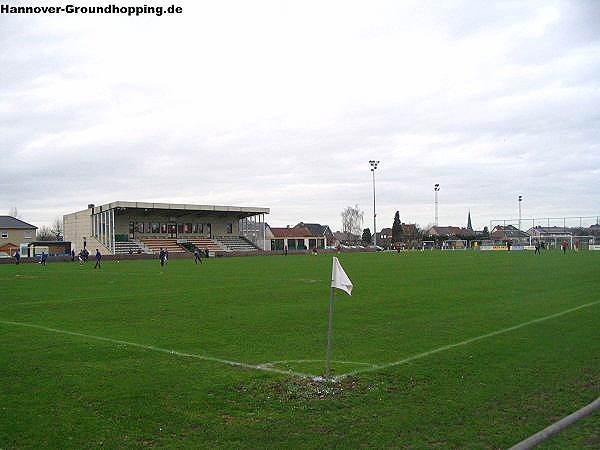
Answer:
[
  {"left": 114, "top": 241, "right": 148, "bottom": 254},
  {"left": 213, "top": 235, "right": 259, "bottom": 252},
  {"left": 182, "top": 237, "right": 225, "bottom": 253},
  {"left": 140, "top": 238, "right": 187, "bottom": 254}
]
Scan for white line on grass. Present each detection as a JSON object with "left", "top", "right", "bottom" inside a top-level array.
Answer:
[
  {"left": 0, "top": 320, "right": 315, "bottom": 379},
  {"left": 261, "top": 359, "right": 377, "bottom": 368},
  {"left": 334, "top": 300, "right": 600, "bottom": 380}
]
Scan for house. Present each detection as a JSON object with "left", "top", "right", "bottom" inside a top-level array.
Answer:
[
  {"left": 491, "top": 225, "right": 530, "bottom": 243},
  {"left": 333, "top": 231, "right": 361, "bottom": 246},
  {"left": 526, "top": 226, "right": 573, "bottom": 237},
  {"left": 426, "top": 226, "right": 463, "bottom": 237},
  {"left": 269, "top": 226, "right": 326, "bottom": 251},
  {"left": 0, "top": 216, "right": 37, "bottom": 256},
  {"left": 374, "top": 227, "right": 393, "bottom": 248},
  {"left": 294, "top": 222, "right": 334, "bottom": 245}
]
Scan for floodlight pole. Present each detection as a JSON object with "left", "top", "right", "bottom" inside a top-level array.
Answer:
[
  {"left": 369, "top": 160, "right": 379, "bottom": 249},
  {"left": 434, "top": 184, "right": 440, "bottom": 226},
  {"left": 518, "top": 195, "right": 523, "bottom": 231},
  {"left": 325, "top": 286, "right": 335, "bottom": 378}
]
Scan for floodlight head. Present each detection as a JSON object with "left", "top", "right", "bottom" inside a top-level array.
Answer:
[
  {"left": 518, "top": 195, "right": 523, "bottom": 201},
  {"left": 434, "top": 183, "right": 440, "bottom": 191},
  {"left": 369, "top": 160, "right": 379, "bottom": 170}
]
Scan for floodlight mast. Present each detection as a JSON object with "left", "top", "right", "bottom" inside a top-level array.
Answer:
[
  {"left": 434, "top": 184, "right": 440, "bottom": 226},
  {"left": 369, "top": 160, "right": 379, "bottom": 249},
  {"left": 518, "top": 195, "right": 523, "bottom": 231}
]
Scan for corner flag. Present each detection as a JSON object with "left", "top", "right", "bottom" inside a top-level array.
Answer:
[
  {"left": 331, "top": 257, "right": 353, "bottom": 296},
  {"left": 325, "top": 257, "right": 353, "bottom": 378}
]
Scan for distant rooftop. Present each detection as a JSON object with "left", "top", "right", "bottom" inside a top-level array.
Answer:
[{"left": 0, "top": 216, "right": 37, "bottom": 229}]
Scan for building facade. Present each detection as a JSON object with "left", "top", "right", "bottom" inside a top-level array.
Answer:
[
  {"left": 269, "top": 226, "right": 326, "bottom": 251},
  {"left": 0, "top": 216, "right": 37, "bottom": 256},
  {"left": 64, "top": 201, "right": 269, "bottom": 254}
]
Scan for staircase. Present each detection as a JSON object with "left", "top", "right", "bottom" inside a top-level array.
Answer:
[
  {"left": 140, "top": 238, "right": 188, "bottom": 254},
  {"left": 214, "top": 235, "right": 259, "bottom": 252},
  {"left": 180, "top": 237, "right": 225, "bottom": 253},
  {"left": 114, "top": 241, "right": 147, "bottom": 254}
]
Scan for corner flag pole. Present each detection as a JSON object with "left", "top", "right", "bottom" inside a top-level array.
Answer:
[
  {"left": 325, "top": 286, "right": 335, "bottom": 378},
  {"left": 326, "top": 257, "right": 353, "bottom": 379}
]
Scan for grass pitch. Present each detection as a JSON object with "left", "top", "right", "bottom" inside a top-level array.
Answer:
[{"left": 1, "top": 251, "right": 599, "bottom": 448}]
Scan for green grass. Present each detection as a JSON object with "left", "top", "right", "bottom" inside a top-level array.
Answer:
[{"left": 1, "top": 251, "right": 599, "bottom": 448}]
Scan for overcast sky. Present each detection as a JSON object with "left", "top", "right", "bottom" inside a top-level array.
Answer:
[{"left": 2, "top": 0, "right": 599, "bottom": 231}]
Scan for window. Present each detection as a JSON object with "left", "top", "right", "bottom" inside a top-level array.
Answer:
[
  {"left": 1, "top": 231, "right": 7, "bottom": 239},
  {"left": 24, "top": 231, "right": 32, "bottom": 239},
  {"left": 160, "top": 223, "right": 167, "bottom": 234},
  {"left": 192, "top": 223, "right": 198, "bottom": 233},
  {"left": 226, "top": 223, "right": 233, "bottom": 234},
  {"left": 183, "top": 223, "right": 192, "bottom": 234},
  {"left": 177, "top": 224, "right": 184, "bottom": 234},
  {"left": 151, "top": 223, "right": 160, "bottom": 233},
  {"left": 129, "top": 222, "right": 135, "bottom": 234},
  {"left": 137, "top": 223, "right": 144, "bottom": 233}
]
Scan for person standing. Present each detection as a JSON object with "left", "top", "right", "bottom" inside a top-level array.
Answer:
[
  {"left": 40, "top": 251, "right": 48, "bottom": 266},
  {"left": 71, "top": 249, "right": 75, "bottom": 262},
  {"left": 159, "top": 247, "right": 166, "bottom": 267},
  {"left": 164, "top": 249, "right": 169, "bottom": 265},
  {"left": 284, "top": 245, "right": 288, "bottom": 256},
  {"left": 94, "top": 249, "right": 102, "bottom": 269},
  {"left": 534, "top": 242, "right": 540, "bottom": 255},
  {"left": 562, "top": 240, "right": 568, "bottom": 254},
  {"left": 194, "top": 247, "right": 202, "bottom": 264},
  {"left": 14, "top": 249, "right": 21, "bottom": 265}
]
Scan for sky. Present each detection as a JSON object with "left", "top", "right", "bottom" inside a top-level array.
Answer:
[{"left": 1, "top": 0, "right": 599, "bottom": 231}]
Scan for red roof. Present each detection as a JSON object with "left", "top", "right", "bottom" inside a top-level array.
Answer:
[{"left": 270, "top": 227, "right": 315, "bottom": 238}]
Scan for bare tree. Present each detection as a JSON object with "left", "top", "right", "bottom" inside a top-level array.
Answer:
[
  {"left": 8, "top": 206, "right": 21, "bottom": 218},
  {"left": 37, "top": 226, "right": 56, "bottom": 241},
  {"left": 341, "top": 204, "right": 364, "bottom": 236},
  {"left": 51, "top": 217, "right": 64, "bottom": 241}
]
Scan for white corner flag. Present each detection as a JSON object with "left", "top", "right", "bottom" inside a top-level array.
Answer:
[{"left": 331, "top": 257, "right": 353, "bottom": 296}]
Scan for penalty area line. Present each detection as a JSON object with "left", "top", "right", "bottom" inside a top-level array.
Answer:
[
  {"left": 334, "top": 300, "right": 600, "bottom": 380},
  {"left": 0, "top": 319, "right": 314, "bottom": 379}
]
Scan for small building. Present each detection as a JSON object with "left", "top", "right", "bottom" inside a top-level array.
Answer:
[
  {"left": 0, "top": 216, "right": 37, "bottom": 256},
  {"left": 294, "top": 222, "right": 334, "bottom": 246},
  {"left": 374, "top": 227, "right": 393, "bottom": 248},
  {"left": 269, "top": 226, "right": 326, "bottom": 251},
  {"left": 25, "top": 241, "right": 72, "bottom": 257},
  {"left": 426, "top": 226, "right": 464, "bottom": 237},
  {"left": 333, "top": 231, "right": 361, "bottom": 246},
  {"left": 526, "top": 226, "right": 573, "bottom": 237},
  {"left": 491, "top": 225, "right": 530, "bottom": 243}
]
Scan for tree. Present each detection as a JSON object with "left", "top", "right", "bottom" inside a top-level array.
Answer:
[
  {"left": 341, "top": 204, "right": 364, "bottom": 236},
  {"left": 37, "top": 226, "right": 56, "bottom": 241},
  {"left": 482, "top": 226, "right": 489, "bottom": 237},
  {"left": 8, "top": 206, "right": 21, "bottom": 218},
  {"left": 361, "top": 228, "right": 372, "bottom": 245},
  {"left": 51, "top": 217, "right": 64, "bottom": 241},
  {"left": 392, "top": 211, "right": 402, "bottom": 243}
]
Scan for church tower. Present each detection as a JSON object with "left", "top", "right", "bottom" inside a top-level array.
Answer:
[{"left": 467, "top": 211, "right": 473, "bottom": 231}]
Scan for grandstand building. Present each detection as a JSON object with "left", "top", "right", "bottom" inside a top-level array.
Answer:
[{"left": 63, "top": 201, "right": 269, "bottom": 255}]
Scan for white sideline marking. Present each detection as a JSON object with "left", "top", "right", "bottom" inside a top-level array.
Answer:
[
  {"left": 261, "top": 359, "right": 377, "bottom": 368},
  {"left": 334, "top": 300, "right": 600, "bottom": 380},
  {"left": 0, "top": 320, "right": 314, "bottom": 379}
]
